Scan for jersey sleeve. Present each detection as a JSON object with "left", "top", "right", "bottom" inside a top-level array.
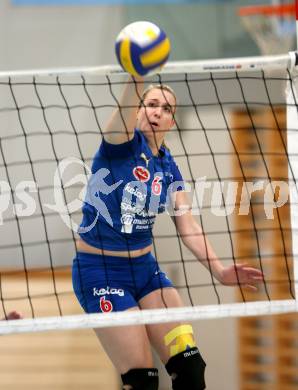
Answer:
[
  {"left": 98, "top": 130, "right": 141, "bottom": 160},
  {"left": 169, "top": 158, "right": 185, "bottom": 192}
]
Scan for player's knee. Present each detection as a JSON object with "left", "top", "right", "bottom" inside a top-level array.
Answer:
[
  {"left": 164, "top": 324, "right": 206, "bottom": 389},
  {"left": 121, "top": 368, "right": 159, "bottom": 390},
  {"left": 165, "top": 347, "right": 206, "bottom": 390}
]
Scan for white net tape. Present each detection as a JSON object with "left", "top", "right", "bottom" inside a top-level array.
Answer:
[{"left": 0, "top": 299, "right": 297, "bottom": 335}]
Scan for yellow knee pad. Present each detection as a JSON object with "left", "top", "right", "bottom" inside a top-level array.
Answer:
[{"left": 164, "top": 325, "right": 196, "bottom": 357}]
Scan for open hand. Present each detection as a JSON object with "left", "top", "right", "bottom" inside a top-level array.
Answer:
[
  {"left": 219, "top": 263, "right": 264, "bottom": 291},
  {"left": 1, "top": 311, "right": 23, "bottom": 321}
]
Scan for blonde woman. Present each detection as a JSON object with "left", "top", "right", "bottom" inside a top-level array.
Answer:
[{"left": 73, "top": 78, "right": 263, "bottom": 390}]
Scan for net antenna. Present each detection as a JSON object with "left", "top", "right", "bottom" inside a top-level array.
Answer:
[{"left": 238, "top": 2, "right": 297, "bottom": 55}]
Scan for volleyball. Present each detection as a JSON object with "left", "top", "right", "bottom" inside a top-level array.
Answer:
[{"left": 115, "top": 21, "right": 170, "bottom": 77}]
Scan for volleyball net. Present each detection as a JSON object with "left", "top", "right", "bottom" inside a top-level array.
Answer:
[{"left": 0, "top": 53, "right": 298, "bottom": 335}]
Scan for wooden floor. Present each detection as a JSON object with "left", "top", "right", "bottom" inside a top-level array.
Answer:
[
  {"left": 0, "top": 268, "right": 120, "bottom": 390},
  {"left": 0, "top": 329, "right": 120, "bottom": 390}
]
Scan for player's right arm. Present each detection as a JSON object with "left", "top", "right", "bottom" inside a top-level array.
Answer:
[
  {"left": 173, "top": 191, "right": 264, "bottom": 290},
  {"left": 103, "top": 76, "right": 144, "bottom": 145}
]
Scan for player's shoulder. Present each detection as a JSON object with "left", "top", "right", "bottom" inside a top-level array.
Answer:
[
  {"left": 160, "top": 144, "right": 174, "bottom": 161},
  {"left": 97, "top": 130, "right": 142, "bottom": 160}
]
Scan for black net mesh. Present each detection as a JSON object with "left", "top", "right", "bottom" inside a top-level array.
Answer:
[{"left": 0, "top": 68, "right": 296, "bottom": 319}]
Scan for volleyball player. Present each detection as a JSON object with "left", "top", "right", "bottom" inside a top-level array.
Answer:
[{"left": 72, "top": 78, "right": 264, "bottom": 390}]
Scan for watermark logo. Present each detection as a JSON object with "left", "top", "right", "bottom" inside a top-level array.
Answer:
[
  {"left": 44, "top": 157, "right": 90, "bottom": 232},
  {"left": 45, "top": 157, "right": 123, "bottom": 233},
  {"left": 0, "top": 157, "right": 293, "bottom": 234},
  {"left": 0, "top": 180, "right": 38, "bottom": 225}
]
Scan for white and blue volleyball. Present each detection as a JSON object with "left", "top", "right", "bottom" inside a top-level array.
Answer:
[{"left": 115, "top": 21, "right": 170, "bottom": 77}]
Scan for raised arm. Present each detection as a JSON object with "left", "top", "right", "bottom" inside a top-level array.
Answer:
[
  {"left": 172, "top": 191, "right": 264, "bottom": 290},
  {"left": 104, "top": 76, "right": 144, "bottom": 145}
]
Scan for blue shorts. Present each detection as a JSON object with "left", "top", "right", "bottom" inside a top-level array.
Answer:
[{"left": 72, "top": 252, "right": 173, "bottom": 313}]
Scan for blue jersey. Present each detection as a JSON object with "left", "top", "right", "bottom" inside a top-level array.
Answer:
[{"left": 79, "top": 129, "right": 184, "bottom": 251}]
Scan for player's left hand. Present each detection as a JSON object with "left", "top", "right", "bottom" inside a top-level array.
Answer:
[
  {"left": 1, "top": 311, "right": 23, "bottom": 321},
  {"left": 219, "top": 263, "right": 264, "bottom": 291}
]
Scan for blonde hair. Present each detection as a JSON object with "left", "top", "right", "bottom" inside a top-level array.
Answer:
[
  {"left": 138, "top": 84, "right": 177, "bottom": 151},
  {"left": 139, "top": 84, "right": 177, "bottom": 113}
]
